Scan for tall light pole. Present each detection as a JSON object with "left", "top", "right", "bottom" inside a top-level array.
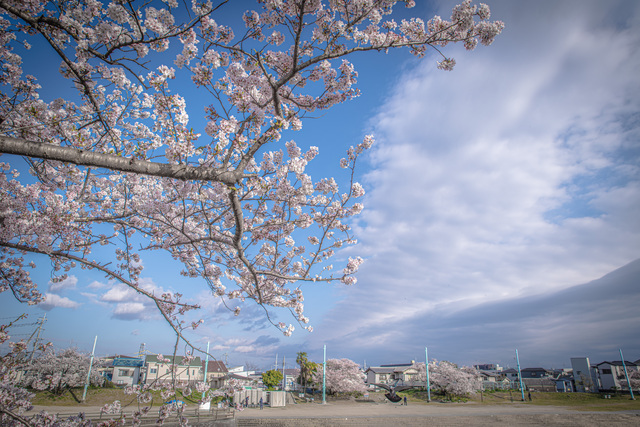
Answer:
[
  {"left": 322, "top": 345, "right": 327, "bottom": 404},
  {"left": 515, "top": 349, "right": 525, "bottom": 401},
  {"left": 620, "top": 349, "right": 635, "bottom": 400},
  {"left": 82, "top": 336, "right": 98, "bottom": 402},
  {"left": 425, "top": 347, "right": 431, "bottom": 402}
]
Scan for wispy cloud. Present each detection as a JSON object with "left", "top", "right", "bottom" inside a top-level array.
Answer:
[
  {"left": 98, "top": 278, "right": 167, "bottom": 321},
  {"left": 307, "top": 0, "right": 640, "bottom": 365}
]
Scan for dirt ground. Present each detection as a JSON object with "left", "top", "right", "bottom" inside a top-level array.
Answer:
[{"left": 27, "top": 399, "right": 640, "bottom": 426}]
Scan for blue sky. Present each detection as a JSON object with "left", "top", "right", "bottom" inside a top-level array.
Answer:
[{"left": 2, "top": 0, "right": 640, "bottom": 372}]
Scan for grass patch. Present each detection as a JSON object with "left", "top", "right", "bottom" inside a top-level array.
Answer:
[
  {"left": 30, "top": 387, "right": 211, "bottom": 410},
  {"left": 470, "top": 391, "right": 640, "bottom": 411}
]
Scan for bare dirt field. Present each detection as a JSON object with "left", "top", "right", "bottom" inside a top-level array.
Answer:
[{"left": 28, "top": 398, "right": 640, "bottom": 426}]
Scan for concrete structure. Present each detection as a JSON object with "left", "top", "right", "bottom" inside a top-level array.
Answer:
[{"left": 570, "top": 357, "right": 598, "bottom": 392}]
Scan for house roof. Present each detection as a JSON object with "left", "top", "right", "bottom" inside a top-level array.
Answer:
[
  {"left": 145, "top": 354, "right": 202, "bottom": 367},
  {"left": 202, "top": 360, "right": 228, "bottom": 373},
  {"left": 521, "top": 367, "right": 550, "bottom": 372},
  {"left": 380, "top": 363, "right": 414, "bottom": 368},
  {"left": 502, "top": 368, "right": 518, "bottom": 374},
  {"left": 595, "top": 360, "right": 637, "bottom": 367},
  {"left": 367, "top": 363, "right": 417, "bottom": 374},
  {"left": 365, "top": 367, "right": 396, "bottom": 374},
  {"left": 226, "top": 373, "right": 255, "bottom": 381}
]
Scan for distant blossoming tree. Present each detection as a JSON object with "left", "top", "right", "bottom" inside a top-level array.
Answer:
[
  {"left": 313, "top": 358, "right": 366, "bottom": 394},
  {"left": 432, "top": 360, "right": 481, "bottom": 398},
  {"left": 627, "top": 369, "right": 640, "bottom": 391},
  {"left": 20, "top": 347, "right": 104, "bottom": 396},
  {"left": 413, "top": 360, "right": 481, "bottom": 398}
]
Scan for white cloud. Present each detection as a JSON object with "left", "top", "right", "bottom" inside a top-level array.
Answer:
[
  {"left": 98, "top": 279, "right": 167, "bottom": 320},
  {"left": 309, "top": 0, "right": 640, "bottom": 360},
  {"left": 47, "top": 275, "right": 78, "bottom": 294},
  {"left": 87, "top": 280, "right": 109, "bottom": 289},
  {"left": 39, "top": 293, "right": 81, "bottom": 311}
]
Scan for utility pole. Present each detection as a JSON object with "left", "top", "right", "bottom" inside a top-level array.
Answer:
[
  {"left": 281, "top": 355, "right": 286, "bottom": 390},
  {"left": 82, "top": 336, "right": 98, "bottom": 402},
  {"left": 28, "top": 314, "right": 46, "bottom": 362}
]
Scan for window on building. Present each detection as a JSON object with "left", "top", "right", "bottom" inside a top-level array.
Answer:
[
  {"left": 150, "top": 368, "right": 157, "bottom": 374},
  {"left": 119, "top": 369, "right": 128, "bottom": 376},
  {"left": 602, "top": 369, "right": 612, "bottom": 375}
]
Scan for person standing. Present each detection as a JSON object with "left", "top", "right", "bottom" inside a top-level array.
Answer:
[
  {"left": 260, "top": 397, "right": 263, "bottom": 410},
  {"left": 403, "top": 396, "right": 407, "bottom": 406}
]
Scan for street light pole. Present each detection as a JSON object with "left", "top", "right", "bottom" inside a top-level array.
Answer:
[
  {"left": 322, "top": 345, "right": 327, "bottom": 404},
  {"left": 82, "top": 336, "right": 98, "bottom": 402},
  {"left": 620, "top": 348, "right": 635, "bottom": 400},
  {"left": 425, "top": 347, "right": 431, "bottom": 402},
  {"left": 515, "top": 349, "right": 525, "bottom": 402}
]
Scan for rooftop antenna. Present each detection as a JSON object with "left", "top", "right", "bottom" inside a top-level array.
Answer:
[{"left": 138, "top": 343, "right": 146, "bottom": 358}]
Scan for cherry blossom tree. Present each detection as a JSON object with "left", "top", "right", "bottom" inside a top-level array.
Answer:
[
  {"left": 627, "top": 369, "right": 640, "bottom": 391},
  {"left": 0, "top": 0, "right": 503, "bottom": 422},
  {"left": 19, "top": 347, "right": 104, "bottom": 396},
  {"left": 0, "top": 0, "right": 503, "bottom": 339},
  {"left": 425, "top": 360, "right": 481, "bottom": 398},
  {"left": 313, "top": 358, "right": 365, "bottom": 395}
]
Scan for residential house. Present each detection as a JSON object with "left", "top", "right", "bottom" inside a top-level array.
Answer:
[
  {"left": 474, "top": 363, "right": 502, "bottom": 372},
  {"left": 225, "top": 372, "right": 259, "bottom": 390},
  {"left": 520, "top": 367, "right": 552, "bottom": 379},
  {"left": 498, "top": 368, "right": 520, "bottom": 381},
  {"left": 479, "top": 370, "right": 511, "bottom": 390},
  {"left": 202, "top": 360, "right": 228, "bottom": 388},
  {"left": 228, "top": 365, "right": 255, "bottom": 377},
  {"left": 552, "top": 373, "right": 574, "bottom": 392},
  {"left": 366, "top": 362, "right": 419, "bottom": 386},
  {"left": 143, "top": 354, "right": 202, "bottom": 386},
  {"left": 594, "top": 360, "right": 639, "bottom": 391},
  {"left": 111, "top": 355, "right": 144, "bottom": 386}
]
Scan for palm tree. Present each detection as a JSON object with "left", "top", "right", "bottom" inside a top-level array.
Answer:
[{"left": 297, "top": 351, "right": 309, "bottom": 396}]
